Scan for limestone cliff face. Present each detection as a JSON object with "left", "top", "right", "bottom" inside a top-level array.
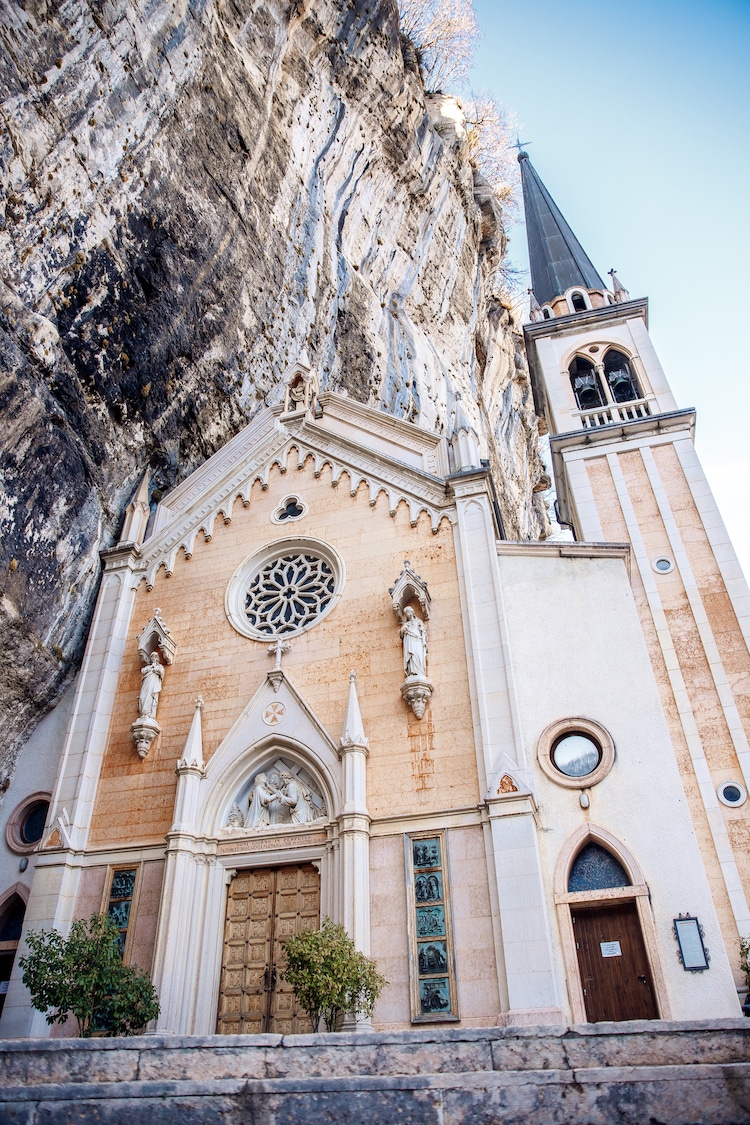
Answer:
[{"left": 0, "top": 0, "right": 547, "bottom": 778}]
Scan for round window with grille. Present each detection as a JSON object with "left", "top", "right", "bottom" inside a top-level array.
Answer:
[{"left": 226, "top": 539, "right": 344, "bottom": 640}]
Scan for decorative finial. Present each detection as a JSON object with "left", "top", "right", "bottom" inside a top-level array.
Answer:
[
  {"left": 608, "top": 269, "right": 630, "bottom": 304},
  {"left": 195, "top": 695, "right": 204, "bottom": 711},
  {"left": 528, "top": 288, "right": 544, "bottom": 322},
  {"left": 349, "top": 670, "right": 356, "bottom": 683}
]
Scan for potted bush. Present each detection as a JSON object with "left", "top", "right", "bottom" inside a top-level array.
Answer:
[
  {"left": 19, "top": 912, "right": 159, "bottom": 1037},
  {"left": 282, "top": 918, "right": 386, "bottom": 1032}
]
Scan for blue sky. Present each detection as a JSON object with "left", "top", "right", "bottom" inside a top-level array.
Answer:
[{"left": 470, "top": 0, "right": 750, "bottom": 578}]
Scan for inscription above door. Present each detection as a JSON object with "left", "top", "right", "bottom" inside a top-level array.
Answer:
[{"left": 216, "top": 863, "right": 320, "bottom": 1035}]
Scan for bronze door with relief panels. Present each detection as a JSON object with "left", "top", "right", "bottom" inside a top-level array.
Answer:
[{"left": 216, "top": 864, "right": 320, "bottom": 1034}]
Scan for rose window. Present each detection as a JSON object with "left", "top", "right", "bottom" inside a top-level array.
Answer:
[
  {"left": 244, "top": 553, "right": 336, "bottom": 635},
  {"left": 226, "top": 538, "right": 343, "bottom": 641}
]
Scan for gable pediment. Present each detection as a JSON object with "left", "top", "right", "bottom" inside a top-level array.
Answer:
[{"left": 133, "top": 394, "right": 455, "bottom": 588}]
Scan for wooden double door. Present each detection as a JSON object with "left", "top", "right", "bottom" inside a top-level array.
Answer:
[
  {"left": 216, "top": 864, "right": 320, "bottom": 1035},
  {"left": 572, "top": 901, "right": 658, "bottom": 1022}
]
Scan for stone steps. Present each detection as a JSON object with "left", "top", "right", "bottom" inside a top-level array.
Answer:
[{"left": 1, "top": 1019, "right": 749, "bottom": 1124}]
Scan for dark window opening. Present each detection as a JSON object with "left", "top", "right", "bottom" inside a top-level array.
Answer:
[
  {"left": 542, "top": 308, "right": 552, "bottom": 320},
  {"left": 568, "top": 843, "right": 631, "bottom": 893},
  {"left": 571, "top": 292, "right": 587, "bottom": 312},
  {"left": 278, "top": 498, "right": 304, "bottom": 521},
  {"left": 0, "top": 894, "right": 27, "bottom": 1017},
  {"left": 604, "top": 349, "right": 641, "bottom": 403},
  {"left": 569, "top": 357, "right": 605, "bottom": 411},
  {"left": 21, "top": 801, "right": 48, "bottom": 845}
]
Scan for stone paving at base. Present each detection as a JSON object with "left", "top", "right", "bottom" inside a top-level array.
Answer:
[{"left": 1, "top": 1019, "right": 749, "bottom": 1124}]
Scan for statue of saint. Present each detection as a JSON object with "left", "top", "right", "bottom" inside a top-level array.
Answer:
[
  {"left": 246, "top": 773, "right": 277, "bottom": 829},
  {"left": 278, "top": 771, "right": 316, "bottom": 824},
  {"left": 399, "top": 607, "right": 427, "bottom": 678},
  {"left": 138, "top": 651, "right": 164, "bottom": 719}
]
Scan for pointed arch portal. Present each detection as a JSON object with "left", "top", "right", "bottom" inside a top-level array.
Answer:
[{"left": 553, "top": 825, "right": 669, "bottom": 1023}]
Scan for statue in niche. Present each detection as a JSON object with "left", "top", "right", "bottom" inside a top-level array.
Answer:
[
  {"left": 138, "top": 651, "right": 164, "bottom": 720},
  {"left": 399, "top": 607, "right": 427, "bottom": 678}
]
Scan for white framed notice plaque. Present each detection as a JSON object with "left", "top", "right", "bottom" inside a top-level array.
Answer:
[{"left": 673, "top": 915, "right": 709, "bottom": 972}]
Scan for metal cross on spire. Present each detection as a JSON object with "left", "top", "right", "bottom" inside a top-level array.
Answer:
[{"left": 510, "top": 136, "right": 532, "bottom": 153}]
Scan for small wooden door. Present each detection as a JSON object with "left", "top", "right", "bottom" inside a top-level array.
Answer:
[
  {"left": 571, "top": 902, "right": 658, "bottom": 1022},
  {"left": 216, "top": 864, "right": 320, "bottom": 1034}
]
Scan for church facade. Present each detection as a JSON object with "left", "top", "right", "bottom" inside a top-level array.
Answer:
[{"left": 1, "top": 157, "right": 748, "bottom": 1036}]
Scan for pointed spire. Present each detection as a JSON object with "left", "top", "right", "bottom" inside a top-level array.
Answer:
[
  {"left": 340, "top": 671, "right": 369, "bottom": 751},
  {"left": 448, "top": 392, "right": 481, "bottom": 470},
  {"left": 608, "top": 269, "right": 630, "bottom": 304},
  {"left": 452, "top": 390, "right": 472, "bottom": 436},
  {"left": 119, "top": 471, "right": 150, "bottom": 546},
  {"left": 177, "top": 696, "right": 205, "bottom": 771},
  {"left": 518, "top": 152, "right": 606, "bottom": 306},
  {"left": 528, "top": 288, "right": 544, "bottom": 323}
]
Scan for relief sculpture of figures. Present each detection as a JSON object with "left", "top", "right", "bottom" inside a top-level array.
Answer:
[
  {"left": 400, "top": 607, "right": 427, "bottom": 678},
  {"left": 244, "top": 767, "right": 325, "bottom": 829},
  {"left": 278, "top": 771, "right": 316, "bottom": 824},
  {"left": 139, "top": 651, "right": 164, "bottom": 720},
  {"left": 245, "top": 772, "right": 277, "bottom": 829}
]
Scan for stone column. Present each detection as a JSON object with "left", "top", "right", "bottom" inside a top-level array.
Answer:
[
  {"left": 1, "top": 545, "right": 140, "bottom": 1038},
  {"left": 450, "top": 472, "right": 564, "bottom": 1025},
  {"left": 151, "top": 701, "right": 207, "bottom": 1034},
  {"left": 338, "top": 673, "right": 371, "bottom": 1030}
]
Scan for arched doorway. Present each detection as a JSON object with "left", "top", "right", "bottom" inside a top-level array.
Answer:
[
  {"left": 554, "top": 827, "right": 668, "bottom": 1024},
  {"left": 0, "top": 888, "right": 28, "bottom": 1018}
]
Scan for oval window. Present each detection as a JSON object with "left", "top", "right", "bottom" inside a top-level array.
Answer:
[
  {"left": 551, "top": 733, "right": 601, "bottom": 778},
  {"left": 21, "top": 801, "right": 49, "bottom": 845},
  {"left": 718, "top": 781, "right": 746, "bottom": 807}
]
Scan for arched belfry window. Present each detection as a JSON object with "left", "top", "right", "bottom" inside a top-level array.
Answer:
[
  {"left": 568, "top": 843, "right": 631, "bottom": 893},
  {"left": 603, "top": 349, "right": 641, "bottom": 404},
  {"left": 569, "top": 356, "right": 605, "bottom": 411}
]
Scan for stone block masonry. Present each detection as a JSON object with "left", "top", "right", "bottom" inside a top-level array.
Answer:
[{"left": 1, "top": 1020, "right": 749, "bottom": 1124}]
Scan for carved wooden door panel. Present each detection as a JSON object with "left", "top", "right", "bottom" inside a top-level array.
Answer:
[
  {"left": 216, "top": 864, "right": 320, "bottom": 1034},
  {"left": 572, "top": 902, "right": 658, "bottom": 1023}
]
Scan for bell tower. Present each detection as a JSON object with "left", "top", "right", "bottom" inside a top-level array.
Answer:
[{"left": 519, "top": 151, "right": 750, "bottom": 987}]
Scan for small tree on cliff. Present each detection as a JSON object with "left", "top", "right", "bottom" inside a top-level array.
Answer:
[
  {"left": 281, "top": 918, "right": 387, "bottom": 1032},
  {"left": 398, "top": 0, "right": 479, "bottom": 92},
  {"left": 19, "top": 913, "right": 160, "bottom": 1037}
]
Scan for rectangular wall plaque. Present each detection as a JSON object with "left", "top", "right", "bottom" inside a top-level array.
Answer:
[
  {"left": 600, "top": 941, "right": 622, "bottom": 958},
  {"left": 404, "top": 830, "right": 459, "bottom": 1023},
  {"left": 674, "top": 916, "right": 710, "bottom": 971}
]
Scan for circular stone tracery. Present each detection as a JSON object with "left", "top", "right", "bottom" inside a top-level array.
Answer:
[
  {"left": 225, "top": 538, "right": 344, "bottom": 641},
  {"left": 245, "top": 553, "right": 335, "bottom": 635}
]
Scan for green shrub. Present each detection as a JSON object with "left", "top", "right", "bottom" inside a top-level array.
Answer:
[
  {"left": 19, "top": 912, "right": 159, "bottom": 1037},
  {"left": 281, "top": 918, "right": 387, "bottom": 1033}
]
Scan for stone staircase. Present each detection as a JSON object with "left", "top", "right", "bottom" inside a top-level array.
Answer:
[{"left": 1, "top": 1020, "right": 749, "bottom": 1124}]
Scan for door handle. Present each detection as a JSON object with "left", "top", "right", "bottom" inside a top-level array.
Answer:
[
  {"left": 638, "top": 975, "right": 647, "bottom": 984},
  {"left": 270, "top": 967, "right": 277, "bottom": 990}
]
